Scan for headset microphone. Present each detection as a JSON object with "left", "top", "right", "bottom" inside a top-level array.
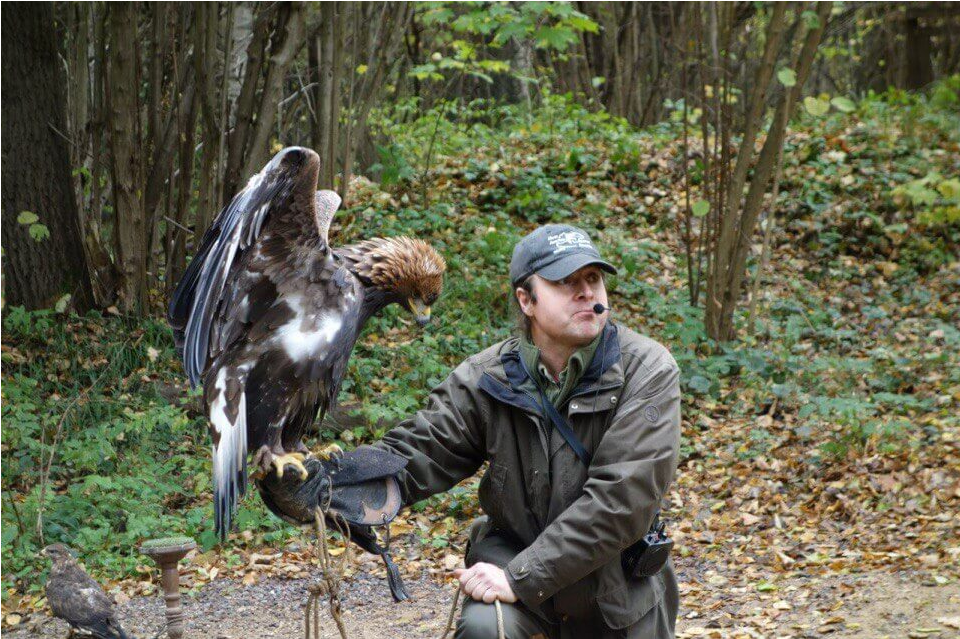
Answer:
[{"left": 592, "top": 303, "right": 611, "bottom": 314}]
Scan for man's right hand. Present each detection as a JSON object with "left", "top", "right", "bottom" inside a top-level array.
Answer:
[{"left": 453, "top": 562, "right": 518, "bottom": 604}]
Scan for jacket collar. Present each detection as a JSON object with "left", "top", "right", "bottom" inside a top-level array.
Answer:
[{"left": 480, "top": 322, "right": 624, "bottom": 414}]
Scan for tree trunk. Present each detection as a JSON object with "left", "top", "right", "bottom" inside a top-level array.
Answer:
[
  {"left": 224, "top": 3, "right": 273, "bottom": 198},
  {"left": 340, "top": 2, "right": 412, "bottom": 203},
  {"left": 240, "top": 2, "right": 307, "bottom": 180},
  {"left": 1, "top": 3, "right": 94, "bottom": 311},
  {"left": 317, "top": 2, "right": 337, "bottom": 189},
  {"left": 308, "top": 28, "right": 323, "bottom": 153},
  {"left": 706, "top": 2, "right": 831, "bottom": 341},
  {"left": 85, "top": 4, "right": 119, "bottom": 306},
  {"left": 106, "top": 2, "right": 148, "bottom": 314},
  {"left": 195, "top": 2, "right": 222, "bottom": 235},
  {"left": 902, "top": 15, "right": 933, "bottom": 89},
  {"left": 512, "top": 35, "right": 535, "bottom": 111}
]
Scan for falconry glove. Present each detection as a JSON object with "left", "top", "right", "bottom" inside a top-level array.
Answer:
[{"left": 256, "top": 446, "right": 410, "bottom": 601}]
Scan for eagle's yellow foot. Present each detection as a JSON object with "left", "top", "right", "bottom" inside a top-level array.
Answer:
[
  {"left": 312, "top": 443, "right": 343, "bottom": 460},
  {"left": 270, "top": 452, "right": 309, "bottom": 481}
]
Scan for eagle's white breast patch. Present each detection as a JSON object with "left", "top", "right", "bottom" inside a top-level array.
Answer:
[{"left": 277, "top": 312, "right": 342, "bottom": 361}]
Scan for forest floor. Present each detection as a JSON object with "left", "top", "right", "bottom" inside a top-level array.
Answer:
[{"left": 7, "top": 551, "right": 960, "bottom": 638}]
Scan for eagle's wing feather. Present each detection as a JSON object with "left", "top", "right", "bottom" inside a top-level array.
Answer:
[
  {"left": 314, "top": 189, "right": 342, "bottom": 247},
  {"left": 168, "top": 159, "right": 293, "bottom": 387}
]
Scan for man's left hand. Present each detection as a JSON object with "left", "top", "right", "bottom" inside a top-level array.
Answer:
[{"left": 453, "top": 562, "right": 518, "bottom": 604}]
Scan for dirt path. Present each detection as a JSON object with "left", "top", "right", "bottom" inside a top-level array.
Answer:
[{"left": 9, "top": 561, "right": 958, "bottom": 638}]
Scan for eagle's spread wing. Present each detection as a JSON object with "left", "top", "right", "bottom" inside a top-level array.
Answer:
[{"left": 168, "top": 148, "right": 309, "bottom": 387}]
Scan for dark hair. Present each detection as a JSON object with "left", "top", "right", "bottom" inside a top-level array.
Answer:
[{"left": 512, "top": 275, "right": 537, "bottom": 337}]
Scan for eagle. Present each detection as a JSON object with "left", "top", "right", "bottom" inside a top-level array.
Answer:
[
  {"left": 168, "top": 146, "right": 445, "bottom": 539},
  {"left": 43, "top": 544, "right": 132, "bottom": 639}
]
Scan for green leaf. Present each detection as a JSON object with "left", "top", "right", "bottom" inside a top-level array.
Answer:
[
  {"left": 17, "top": 211, "right": 38, "bottom": 225},
  {"left": 937, "top": 178, "right": 960, "bottom": 200},
  {"left": 777, "top": 68, "right": 796, "bottom": 88},
  {"left": 466, "top": 69, "right": 493, "bottom": 84},
  {"left": 55, "top": 294, "right": 72, "bottom": 314},
  {"left": 493, "top": 21, "right": 527, "bottom": 46},
  {"left": 566, "top": 14, "right": 599, "bottom": 34},
  {"left": 688, "top": 375, "right": 711, "bottom": 393},
  {"left": 29, "top": 223, "right": 50, "bottom": 242},
  {"left": 756, "top": 580, "right": 778, "bottom": 592},
  {"left": 830, "top": 96, "right": 856, "bottom": 113},
  {"left": 420, "top": 6, "right": 454, "bottom": 26},
  {"left": 476, "top": 59, "right": 511, "bottom": 74},
  {"left": 801, "top": 10, "right": 821, "bottom": 30},
  {"left": 803, "top": 96, "right": 830, "bottom": 117},
  {"left": 534, "top": 26, "right": 577, "bottom": 50},
  {"left": 591, "top": 76, "right": 606, "bottom": 88},
  {"left": 691, "top": 200, "right": 710, "bottom": 218}
]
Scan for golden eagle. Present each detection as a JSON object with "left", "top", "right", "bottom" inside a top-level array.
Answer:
[{"left": 168, "top": 147, "right": 445, "bottom": 539}]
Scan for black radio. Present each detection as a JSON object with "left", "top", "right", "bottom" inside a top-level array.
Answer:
[{"left": 622, "top": 515, "right": 673, "bottom": 579}]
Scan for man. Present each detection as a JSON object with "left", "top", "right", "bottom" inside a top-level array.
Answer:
[{"left": 377, "top": 224, "right": 681, "bottom": 638}]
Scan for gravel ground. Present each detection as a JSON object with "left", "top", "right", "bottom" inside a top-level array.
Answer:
[
  {"left": 8, "top": 563, "right": 959, "bottom": 638},
  {"left": 13, "top": 569, "right": 455, "bottom": 639}
]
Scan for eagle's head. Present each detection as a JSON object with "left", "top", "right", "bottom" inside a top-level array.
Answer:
[{"left": 340, "top": 236, "right": 446, "bottom": 325}]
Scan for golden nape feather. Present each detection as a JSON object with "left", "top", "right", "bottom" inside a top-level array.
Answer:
[{"left": 340, "top": 236, "right": 446, "bottom": 299}]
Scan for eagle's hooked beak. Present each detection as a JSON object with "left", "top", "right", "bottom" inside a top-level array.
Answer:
[{"left": 408, "top": 298, "right": 432, "bottom": 326}]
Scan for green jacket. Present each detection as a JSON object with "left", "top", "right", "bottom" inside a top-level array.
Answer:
[{"left": 377, "top": 322, "right": 681, "bottom": 634}]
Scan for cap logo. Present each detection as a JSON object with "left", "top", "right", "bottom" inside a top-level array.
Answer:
[{"left": 547, "top": 231, "right": 592, "bottom": 254}]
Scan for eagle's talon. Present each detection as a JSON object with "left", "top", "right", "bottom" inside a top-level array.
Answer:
[
  {"left": 313, "top": 443, "right": 344, "bottom": 461},
  {"left": 274, "top": 453, "right": 308, "bottom": 481}
]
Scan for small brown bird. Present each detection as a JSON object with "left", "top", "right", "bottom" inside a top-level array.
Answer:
[{"left": 43, "top": 544, "right": 132, "bottom": 639}]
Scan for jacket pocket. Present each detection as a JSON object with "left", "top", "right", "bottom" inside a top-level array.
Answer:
[
  {"left": 478, "top": 461, "right": 507, "bottom": 521},
  {"left": 596, "top": 570, "right": 665, "bottom": 630}
]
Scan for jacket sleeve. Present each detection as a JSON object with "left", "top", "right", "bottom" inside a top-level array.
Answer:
[
  {"left": 505, "top": 348, "right": 681, "bottom": 607},
  {"left": 373, "top": 359, "right": 488, "bottom": 506}
]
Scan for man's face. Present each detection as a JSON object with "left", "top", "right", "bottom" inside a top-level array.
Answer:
[{"left": 516, "top": 264, "right": 609, "bottom": 348}]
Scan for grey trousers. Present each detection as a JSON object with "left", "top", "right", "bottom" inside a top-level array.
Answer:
[
  {"left": 454, "top": 596, "right": 672, "bottom": 639},
  {"left": 455, "top": 599, "right": 551, "bottom": 639}
]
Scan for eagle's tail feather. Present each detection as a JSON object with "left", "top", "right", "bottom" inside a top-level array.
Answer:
[{"left": 212, "top": 384, "right": 248, "bottom": 541}]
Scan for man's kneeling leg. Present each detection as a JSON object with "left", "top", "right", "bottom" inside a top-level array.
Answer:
[{"left": 455, "top": 598, "right": 552, "bottom": 639}]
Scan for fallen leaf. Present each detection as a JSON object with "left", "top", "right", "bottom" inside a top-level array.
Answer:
[
  {"left": 443, "top": 554, "right": 461, "bottom": 571},
  {"left": 938, "top": 617, "right": 960, "bottom": 629}
]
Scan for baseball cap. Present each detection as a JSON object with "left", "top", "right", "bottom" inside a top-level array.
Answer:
[{"left": 509, "top": 224, "right": 617, "bottom": 287}]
